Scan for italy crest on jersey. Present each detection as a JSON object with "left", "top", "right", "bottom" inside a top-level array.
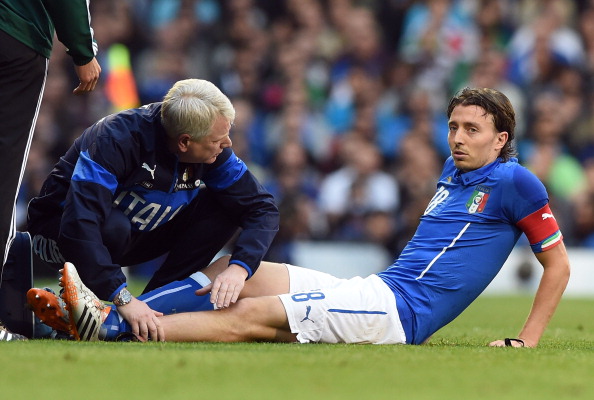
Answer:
[{"left": 466, "top": 185, "right": 491, "bottom": 214}]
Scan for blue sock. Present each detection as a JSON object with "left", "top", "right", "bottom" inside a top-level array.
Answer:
[{"left": 100, "top": 271, "right": 213, "bottom": 340}]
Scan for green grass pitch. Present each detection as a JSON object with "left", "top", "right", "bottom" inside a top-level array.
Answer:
[{"left": 1, "top": 295, "right": 593, "bottom": 400}]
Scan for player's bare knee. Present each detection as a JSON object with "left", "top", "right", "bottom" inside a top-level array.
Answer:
[{"left": 226, "top": 297, "right": 281, "bottom": 341}]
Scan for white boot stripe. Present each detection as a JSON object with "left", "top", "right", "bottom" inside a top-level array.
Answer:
[
  {"left": 77, "top": 305, "right": 89, "bottom": 332},
  {"left": 62, "top": 263, "right": 105, "bottom": 341}
]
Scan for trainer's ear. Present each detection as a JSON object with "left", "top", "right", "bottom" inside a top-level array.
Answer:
[{"left": 177, "top": 133, "right": 192, "bottom": 153}]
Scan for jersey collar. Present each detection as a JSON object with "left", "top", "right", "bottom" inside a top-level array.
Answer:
[{"left": 455, "top": 157, "right": 511, "bottom": 185}]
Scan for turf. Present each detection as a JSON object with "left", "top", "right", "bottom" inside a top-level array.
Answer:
[{"left": 1, "top": 295, "right": 593, "bottom": 400}]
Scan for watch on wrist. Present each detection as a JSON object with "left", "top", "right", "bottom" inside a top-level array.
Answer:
[{"left": 113, "top": 287, "right": 133, "bottom": 307}]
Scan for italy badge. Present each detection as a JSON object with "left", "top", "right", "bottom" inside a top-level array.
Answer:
[{"left": 466, "top": 185, "right": 491, "bottom": 214}]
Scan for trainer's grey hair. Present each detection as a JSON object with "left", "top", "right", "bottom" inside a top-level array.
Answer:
[{"left": 161, "top": 79, "right": 235, "bottom": 141}]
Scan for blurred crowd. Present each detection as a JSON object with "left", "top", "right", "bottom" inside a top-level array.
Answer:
[{"left": 19, "top": 0, "right": 594, "bottom": 265}]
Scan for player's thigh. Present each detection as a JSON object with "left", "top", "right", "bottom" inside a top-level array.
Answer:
[
  {"left": 240, "top": 261, "right": 290, "bottom": 298},
  {"left": 285, "top": 263, "right": 349, "bottom": 293}
]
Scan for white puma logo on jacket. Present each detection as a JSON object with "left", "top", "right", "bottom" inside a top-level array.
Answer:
[{"left": 142, "top": 163, "right": 156, "bottom": 179}]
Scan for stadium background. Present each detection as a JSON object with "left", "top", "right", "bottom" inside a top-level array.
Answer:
[{"left": 20, "top": 0, "right": 594, "bottom": 289}]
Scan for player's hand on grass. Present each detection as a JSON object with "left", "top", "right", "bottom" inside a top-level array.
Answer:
[
  {"left": 198, "top": 264, "right": 248, "bottom": 309},
  {"left": 73, "top": 58, "right": 101, "bottom": 94},
  {"left": 488, "top": 338, "right": 533, "bottom": 348},
  {"left": 117, "top": 297, "right": 164, "bottom": 342}
]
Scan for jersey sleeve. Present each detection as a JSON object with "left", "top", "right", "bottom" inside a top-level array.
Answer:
[
  {"left": 509, "top": 165, "right": 563, "bottom": 253},
  {"left": 44, "top": 0, "right": 97, "bottom": 65},
  {"left": 204, "top": 149, "right": 279, "bottom": 278},
  {"left": 58, "top": 121, "right": 134, "bottom": 300}
]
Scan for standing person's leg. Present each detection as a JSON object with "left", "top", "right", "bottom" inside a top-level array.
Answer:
[
  {"left": 0, "top": 30, "right": 47, "bottom": 267},
  {"left": 0, "top": 30, "right": 48, "bottom": 338}
]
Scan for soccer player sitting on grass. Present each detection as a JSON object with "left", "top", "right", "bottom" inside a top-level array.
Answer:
[{"left": 30, "top": 88, "right": 570, "bottom": 347}]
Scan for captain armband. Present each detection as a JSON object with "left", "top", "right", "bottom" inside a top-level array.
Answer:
[{"left": 516, "top": 204, "right": 563, "bottom": 253}]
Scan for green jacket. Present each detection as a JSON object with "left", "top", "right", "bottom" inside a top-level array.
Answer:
[{"left": 0, "top": 0, "right": 96, "bottom": 65}]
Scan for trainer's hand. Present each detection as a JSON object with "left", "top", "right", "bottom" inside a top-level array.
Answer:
[
  {"left": 73, "top": 58, "right": 101, "bottom": 94},
  {"left": 207, "top": 264, "right": 248, "bottom": 309},
  {"left": 117, "top": 297, "right": 164, "bottom": 342}
]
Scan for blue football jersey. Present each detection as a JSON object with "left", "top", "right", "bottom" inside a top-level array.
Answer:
[{"left": 377, "top": 157, "right": 562, "bottom": 344}]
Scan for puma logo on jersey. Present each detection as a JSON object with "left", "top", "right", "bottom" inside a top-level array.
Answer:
[
  {"left": 542, "top": 213, "right": 555, "bottom": 220},
  {"left": 300, "top": 305, "right": 315, "bottom": 323},
  {"left": 142, "top": 163, "right": 156, "bottom": 179}
]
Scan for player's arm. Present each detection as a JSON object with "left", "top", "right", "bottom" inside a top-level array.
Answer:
[
  {"left": 202, "top": 149, "right": 279, "bottom": 307},
  {"left": 516, "top": 242, "right": 570, "bottom": 346},
  {"left": 44, "top": 0, "right": 101, "bottom": 92},
  {"left": 203, "top": 149, "right": 279, "bottom": 278},
  {"left": 490, "top": 242, "right": 570, "bottom": 348},
  {"left": 490, "top": 198, "right": 571, "bottom": 347},
  {"left": 59, "top": 123, "right": 133, "bottom": 300},
  {"left": 44, "top": 0, "right": 97, "bottom": 65}
]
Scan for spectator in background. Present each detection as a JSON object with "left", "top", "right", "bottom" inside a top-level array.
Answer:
[
  {"left": 375, "top": 59, "right": 416, "bottom": 140},
  {"left": 264, "top": 40, "right": 334, "bottom": 167},
  {"left": 577, "top": 3, "right": 594, "bottom": 75},
  {"left": 392, "top": 134, "right": 442, "bottom": 255},
  {"left": 377, "top": 84, "right": 450, "bottom": 162},
  {"left": 264, "top": 141, "right": 325, "bottom": 263},
  {"left": 398, "top": 0, "right": 479, "bottom": 101},
  {"left": 325, "top": 6, "right": 388, "bottom": 134},
  {"left": 215, "top": 0, "right": 270, "bottom": 102},
  {"left": 135, "top": 9, "right": 215, "bottom": 103},
  {"left": 521, "top": 92, "right": 587, "bottom": 203},
  {"left": 570, "top": 156, "right": 594, "bottom": 247},
  {"left": 506, "top": 0, "right": 585, "bottom": 91},
  {"left": 458, "top": 48, "right": 527, "bottom": 139},
  {"left": 569, "top": 90, "right": 594, "bottom": 162},
  {"left": 228, "top": 96, "right": 267, "bottom": 178},
  {"left": 473, "top": 0, "right": 515, "bottom": 52},
  {"left": 318, "top": 136, "right": 399, "bottom": 243},
  {"left": 519, "top": 91, "right": 586, "bottom": 245}
]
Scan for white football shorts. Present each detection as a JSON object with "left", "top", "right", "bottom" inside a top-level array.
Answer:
[{"left": 278, "top": 264, "right": 406, "bottom": 344}]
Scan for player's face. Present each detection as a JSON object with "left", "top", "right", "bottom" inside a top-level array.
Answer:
[
  {"left": 447, "top": 105, "right": 508, "bottom": 172},
  {"left": 180, "top": 115, "right": 233, "bottom": 164}
]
